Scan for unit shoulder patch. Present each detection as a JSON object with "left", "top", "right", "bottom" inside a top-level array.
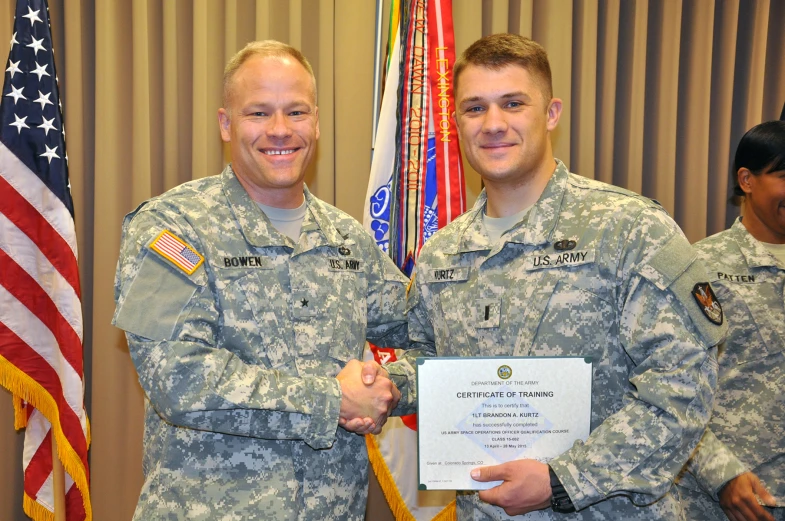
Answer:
[
  {"left": 149, "top": 230, "right": 204, "bottom": 275},
  {"left": 691, "top": 282, "right": 723, "bottom": 325}
]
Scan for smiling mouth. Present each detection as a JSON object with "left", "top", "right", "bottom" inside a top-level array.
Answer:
[
  {"left": 481, "top": 143, "right": 515, "bottom": 149},
  {"left": 263, "top": 149, "right": 297, "bottom": 156}
]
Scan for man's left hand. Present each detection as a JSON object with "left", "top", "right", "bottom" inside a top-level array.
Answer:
[{"left": 472, "top": 459, "right": 552, "bottom": 516}]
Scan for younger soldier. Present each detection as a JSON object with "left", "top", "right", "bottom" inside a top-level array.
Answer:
[{"left": 380, "top": 33, "right": 724, "bottom": 519}]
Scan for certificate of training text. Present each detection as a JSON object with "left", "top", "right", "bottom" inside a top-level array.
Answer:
[{"left": 416, "top": 357, "right": 592, "bottom": 491}]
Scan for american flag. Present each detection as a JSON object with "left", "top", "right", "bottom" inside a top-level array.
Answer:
[
  {"left": 0, "top": 0, "right": 91, "bottom": 520},
  {"left": 150, "top": 230, "right": 204, "bottom": 275}
]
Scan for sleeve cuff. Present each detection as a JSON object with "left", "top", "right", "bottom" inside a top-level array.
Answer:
[
  {"left": 686, "top": 430, "right": 750, "bottom": 501},
  {"left": 385, "top": 361, "right": 418, "bottom": 415},
  {"left": 548, "top": 451, "right": 604, "bottom": 511},
  {"left": 302, "top": 376, "right": 342, "bottom": 449},
  {"left": 710, "top": 462, "right": 749, "bottom": 501}
]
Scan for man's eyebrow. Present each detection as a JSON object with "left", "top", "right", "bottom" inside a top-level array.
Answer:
[
  {"left": 459, "top": 95, "right": 483, "bottom": 105},
  {"left": 458, "top": 91, "right": 532, "bottom": 105}
]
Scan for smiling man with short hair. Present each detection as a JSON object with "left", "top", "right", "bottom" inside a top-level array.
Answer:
[
  {"left": 113, "top": 40, "right": 406, "bottom": 520},
  {"left": 382, "top": 33, "right": 725, "bottom": 520}
]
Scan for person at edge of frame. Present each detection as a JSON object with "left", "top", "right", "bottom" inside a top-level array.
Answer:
[
  {"left": 676, "top": 120, "right": 785, "bottom": 521},
  {"left": 112, "top": 40, "right": 406, "bottom": 521},
  {"left": 365, "top": 33, "right": 725, "bottom": 520}
]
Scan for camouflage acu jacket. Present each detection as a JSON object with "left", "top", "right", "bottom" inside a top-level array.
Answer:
[
  {"left": 679, "top": 218, "right": 785, "bottom": 508},
  {"left": 113, "top": 165, "right": 408, "bottom": 520},
  {"left": 388, "top": 161, "right": 724, "bottom": 520}
]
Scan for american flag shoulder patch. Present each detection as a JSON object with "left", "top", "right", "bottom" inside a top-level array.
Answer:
[{"left": 149, "top": 230, "right": 204, "bottom": 275}]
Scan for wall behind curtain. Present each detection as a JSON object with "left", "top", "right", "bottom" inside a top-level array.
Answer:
[{"left": 0, "top": 1, "right": 782, "bottom": 520}]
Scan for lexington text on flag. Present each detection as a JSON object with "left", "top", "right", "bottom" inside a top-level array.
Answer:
[
  {"left": 364, "top": 0, "right": 464, "bottom": 519},
  {"left": 0, "top": 0, "right": 91, "bottom": 520}
]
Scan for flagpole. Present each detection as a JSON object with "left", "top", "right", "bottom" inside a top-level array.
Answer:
[
  {"left": 52, "top": 435, "right": 66, "bottom": 521},
  {"left": 370, "top": 0, "right": 384, "bottom": 162}
]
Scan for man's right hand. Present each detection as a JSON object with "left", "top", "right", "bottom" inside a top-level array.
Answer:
[
  {"left": 337, "top": 360, "right": 399, "bottom": 435},
  {"left": 719, "top": 472, "right": 776, "bottom": 521}
]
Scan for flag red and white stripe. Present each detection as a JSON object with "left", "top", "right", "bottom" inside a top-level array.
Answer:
[{"left": 1, "top": 1, "right": 91, "bottom": 519}]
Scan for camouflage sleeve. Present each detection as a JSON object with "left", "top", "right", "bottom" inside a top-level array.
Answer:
[
  {"left": 685, "top": 428, "right": 748, "bottom": 500},
  {"left": 550, "top": 208, "right": 723, "bottom": 510},
  {"left": 363, "top": 237, "right": 409, "bottom": 348},
  {"left": 386, "top": 270, "right": 437, "bottom": 415},
  {"left": 113, "top": 209, "right": 341, "bottom": 450}
]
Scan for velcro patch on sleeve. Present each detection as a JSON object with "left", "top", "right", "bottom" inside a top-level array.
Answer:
[{"left": 149, "top": 230, "right": 204, "bottom": 275}]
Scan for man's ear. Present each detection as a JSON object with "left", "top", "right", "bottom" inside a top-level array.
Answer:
[
  {"left": 737, "top": 167, "right": 753, "bottom": 195},
  {"left": 452, "top": 110, "right": 461, "bottom": 138},
  {"left": 546, "top": 98, "right": 562, "bottom": 131},
  {"left": 314, "top": 106, "right": 320, "bottom": 140},
  {"left": 218, "top": 108, "right": 231, "bottom": 143}
]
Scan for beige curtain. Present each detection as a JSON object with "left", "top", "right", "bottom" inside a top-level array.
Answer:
[{"left": 0, "top": 1, "right": 782, "bottom": 520}]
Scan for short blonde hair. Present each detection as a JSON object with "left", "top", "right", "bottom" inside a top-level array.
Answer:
[{"left": 222, "top": 40, "right": 317, "bottom": 106}]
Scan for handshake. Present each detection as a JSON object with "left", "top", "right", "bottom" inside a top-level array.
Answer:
[{"left": 337, "top": 359, "right": 399, "bottom": 435}]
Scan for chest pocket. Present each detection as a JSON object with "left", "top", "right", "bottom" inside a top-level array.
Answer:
[
  {"left": 511, "top": 249, "right": 610, "bottom": 357},
  {"left": 290, "top": 270, "right": 368, "bottom": 366},
  {"left": 225, "top": 269, "right": 291, "bottom": 369},
  {"left": 723, "top": 280, "right": 785, "bottom": 365},
  {"left": 512, "top": 278, "right": 615, "bottom": 360},
  {"left": 420, "top": 267, "right": 474, "bottom": 356}
]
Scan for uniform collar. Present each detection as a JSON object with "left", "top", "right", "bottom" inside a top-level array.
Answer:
[
  {"left": 731, "top": 217, "right": 782, "bottom": 269},
  {"left": 449, "top": 160, "right": 568, "bottom": 254},
  {"left": 297, "top": 188, "right": 351, "bottom": 255},
  {"left": 222, "top": 165, "right": 347, "bottom": 255}
]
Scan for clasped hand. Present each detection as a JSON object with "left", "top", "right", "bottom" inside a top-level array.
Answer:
[{"left": 337, "top": 359, "right": 400, "bottom": 435}]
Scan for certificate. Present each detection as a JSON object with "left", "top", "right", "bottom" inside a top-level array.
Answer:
[{"left": 416, "top": 357, "right": 592, "bottom": 491}]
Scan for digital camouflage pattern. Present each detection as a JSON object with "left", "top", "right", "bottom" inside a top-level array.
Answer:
[
  {"left": 677, "top": 218, "right": 785, "bottom": 519},
  {"left": 113, "top": 165, "right": 409, "bottom": 520},
  {"left": 387, "top": 161, "right": 724, "bottom": 520}
]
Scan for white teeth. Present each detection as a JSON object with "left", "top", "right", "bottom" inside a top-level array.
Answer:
[{"left": 264, "top": 149, "right": 295, "bottom": 156}]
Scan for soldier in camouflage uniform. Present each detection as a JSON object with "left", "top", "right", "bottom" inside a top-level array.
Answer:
[
  {"left": 380, "top": 33, "right": 724, "bottom": 520},
  {"left": 112, "top": 41, "right": 407, "bottom": 520},
  {"left": 676, "top": 121, "right": 785, "bottom": 521}
]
